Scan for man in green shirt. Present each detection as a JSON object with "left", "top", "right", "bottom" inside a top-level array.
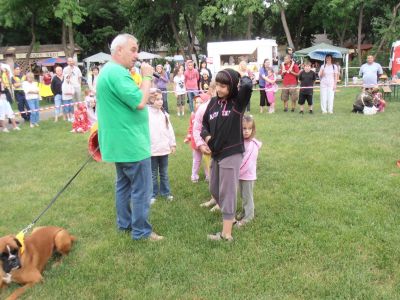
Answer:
[{"left": 97, "top": 33, "right": 163, "bottom": 241}]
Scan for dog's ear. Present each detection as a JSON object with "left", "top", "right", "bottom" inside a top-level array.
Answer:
[{"left": 14, "top": 238, "right": 22, "bottom": 248}]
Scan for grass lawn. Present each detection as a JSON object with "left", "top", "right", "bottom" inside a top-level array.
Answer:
[{"left": 1, "top": 86, "right": 400, "bottom": 299}]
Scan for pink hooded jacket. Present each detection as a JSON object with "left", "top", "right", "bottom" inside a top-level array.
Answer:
[{"left": 239, "top": 138, "right": 262, "bottom": 180}]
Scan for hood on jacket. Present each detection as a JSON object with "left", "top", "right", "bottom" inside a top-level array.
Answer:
[{"left": 215, "top": 68, "right": 240, "bottom": 99}]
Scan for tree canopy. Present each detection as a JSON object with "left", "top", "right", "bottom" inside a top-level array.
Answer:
[{"left": 0, "top": 0, "right": 398, "bottom": 65}]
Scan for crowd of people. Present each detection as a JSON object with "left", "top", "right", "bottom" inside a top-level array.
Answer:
[
  {"left": 94, "top": 33, "right": 263, "bottom": 242},
  {"left": 0, "top": 57, "right": 98, "bottom": 133},
  {"left": 1, "top": 34, "right": 389, "bottom": 243}
]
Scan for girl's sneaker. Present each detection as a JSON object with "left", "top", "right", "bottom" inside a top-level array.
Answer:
[
  {"left": 13, "top": 126, "right": 21, "bottom": 131},
  {"left": 150, "top": 198, "right": 156, "bottom": 205},
  {"left": 166, "top": 195, "right": 174, "bottom": 201},
  {"left": 2, "top": 128, "right": 9, "bottom": 133},
  {"left": 210, "top": 204, "right": 220, "bottom": 212},
  {"left": 200, "top": 197, "right": 216, "bottom": 208},
  {"left": 207, "top": 232, "right": 233, "bottom": 242}
]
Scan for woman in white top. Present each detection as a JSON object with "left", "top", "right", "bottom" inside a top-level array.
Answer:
[
  {"left": 22, "top": 72, "right": 40, "bottom": 127},
  {"left": 318, "top": 54, "right": 339, "bottom": 114},
  {"left": 173, "top": 65, "right": 186, "bottom": 116}
]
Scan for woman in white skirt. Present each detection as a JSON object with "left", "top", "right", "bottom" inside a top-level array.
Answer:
[
  {"left": 319, "top": 54, "right": 339, "bottom": 114},
  {"left": 0, "top": 75, "right": 20, "bottom": 132}
]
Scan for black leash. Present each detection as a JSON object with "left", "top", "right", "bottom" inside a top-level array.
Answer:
[{"left": 20, "top": 147, "right": 99, "bottom": 234}]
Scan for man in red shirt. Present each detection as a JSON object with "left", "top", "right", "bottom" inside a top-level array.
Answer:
[
  {"left": 280, "top": 55, "right": 299, "bottom": 112},
  {"left": 184, "top": 60, "right": 199, "bottom": 112}
]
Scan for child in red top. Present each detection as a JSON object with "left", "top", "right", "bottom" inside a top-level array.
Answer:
[
  {"left": 280, "top": 55, "right": 300, "bottom": 112},
  {"left": 184, "top": 95, "right": 207, "bottom": 182},
  {"left": 71, "top": 103, "right": 90, "bottom": 133}
]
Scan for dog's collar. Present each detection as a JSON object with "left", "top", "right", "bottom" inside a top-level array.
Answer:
[
  {"left": 2, "top": 273, "right": 12, "bottom": 284},
  {"left": 15, "top": 231, "right": 25, "bottom": 255}
]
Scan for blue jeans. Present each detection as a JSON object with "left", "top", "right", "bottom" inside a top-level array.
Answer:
[
  {"left": 54, "top": 94, "right": 62, "bottom": 115},
  {"left": 27, "top": 99, "right": 40, "bottom": 124},
  {"left": 187, "top": 90, "right": 197, "bottom": 113},
  {"left": 151, "top": 155, "right": 170, "bottom": 198},
  {"left": 63, "top": 100, "right": 74, "bottom": 114},
  {"left": 115, "top": 159, "right": 153, "bottom": 240}
]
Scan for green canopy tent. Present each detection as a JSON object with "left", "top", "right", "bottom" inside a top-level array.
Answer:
[{"left": 295, "top": 43, "right": 350, "bottom": 85}]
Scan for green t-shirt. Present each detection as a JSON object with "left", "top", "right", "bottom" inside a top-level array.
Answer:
[{"left": 96, "top": 61, "right": 150, "bottom": 162}]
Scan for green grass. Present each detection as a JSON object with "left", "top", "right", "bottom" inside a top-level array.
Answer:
[{"left": 1, "top": 87, "right": 400, "bottom": 299}]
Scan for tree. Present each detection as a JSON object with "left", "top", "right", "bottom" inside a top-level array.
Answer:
[
  {"left": 269, "top": 0, "right": 294, "bottom": 49},
  {"left": 373, "top": 1, "right": 400, "bottom": 57},
  {"left": 311, "top": 0, "right": 358, "bottom": 47},
  {"left": 54, "top": 0, "right": 87, "bottom": 57},
  {"left": 0, "top": 0, "right": 52, "bottom": 68}
]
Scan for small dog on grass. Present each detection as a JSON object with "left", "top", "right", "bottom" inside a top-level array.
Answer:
[{"left": 0, "top": 226, "right": 76, "bottom": 300}]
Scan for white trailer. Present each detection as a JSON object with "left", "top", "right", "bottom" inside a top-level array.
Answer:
[{"left": 206, "top": 39, "right": 278, "bottom": 76}]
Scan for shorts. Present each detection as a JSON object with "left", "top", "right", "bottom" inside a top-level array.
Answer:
[
  {"left": 62, "top": 100, "right": 74, "bottom": 114},
  {"left": 298, "top": 93, "right": 313, "bottom": 105},
  {"left": 176, "top": 94, "right": 185, "bottom": 106},
  {"left": 281, "top": 85, "right": 298, "bottom": 102},
  {"left": 0, "top": 97, "right": 15, "bottom": 120}
]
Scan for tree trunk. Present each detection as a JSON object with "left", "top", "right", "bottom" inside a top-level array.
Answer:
[
  {"left": 68, "top": 12, "right": 75, "bottom": 58},
  {"left": 183, "top": 14, "right": 198, "bottom": 61},
  {"left": 278, "top": 2, "right": 294, "bottom": 49},
  {"left": 374, "top": 2, "right": 400, "bottom": 57},
  {"left": 293, "top": 11, "right": 304, "bottom": 50},
  {"left": 168, "top": 14, "right": 184, "bottom": 54},
  {"left": 357, "top": 3, "right": 364, "bottom": 66},
  {"left": 187, "top": 15, "right": 198, "bottom": 59},
  {"left": 62, "top": 21, "right": 68, "bottom": 57},
  {"left": 335, "top": 17, "right": 348, "bottom": 47},
  {"left": 26, "top": 13, "right": 36, "bottom": 71},
  {"left": 246, "top": 12, "right": 253, "bottom": 40}
]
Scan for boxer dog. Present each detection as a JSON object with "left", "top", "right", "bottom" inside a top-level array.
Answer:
[{"left": 0, "top": 226, "right": 76, "bottom": 300}]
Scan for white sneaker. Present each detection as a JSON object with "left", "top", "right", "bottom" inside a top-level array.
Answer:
[
  {"left": 13, "top": 126, "right": 21, "bottom": 131},
  {"left": 150, "top": 198, "right": 156, "bottom": 205},
  {"left": 166, "top": 195, "right": 174, "bottom": 201},
  {"left": 2, "top": 128, "right": 9, "bottom": 133}
]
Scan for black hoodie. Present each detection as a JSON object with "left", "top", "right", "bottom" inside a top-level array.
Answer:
[{"left": 201, "top": 68, "right": 253, "bottom": 160}]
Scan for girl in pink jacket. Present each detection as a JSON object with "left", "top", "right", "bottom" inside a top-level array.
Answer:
[
  {"left": 148, "top": 90, "right": 176, "bottom": 204},
  {"left": 184, "top": 95, "right": 208, "bottom": 183},
  {"left": 236, "top": 114, "right": 262, "bottom": 227}
]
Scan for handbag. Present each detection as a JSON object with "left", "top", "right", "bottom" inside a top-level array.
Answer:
[
  {"left": 363, "top": 105, "right": 377, "bottom": 115},
  {"left": 361, "top": 97, "right": 377, "bottom": 115}
]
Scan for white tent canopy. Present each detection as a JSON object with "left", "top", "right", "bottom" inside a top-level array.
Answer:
[
  {"left": 83, "top": 52, "right": 112, "bottom": 80},
  {"left": 83, "top": 52, "right": 112, "bottom": 63},
  {"left": 138, "top": 51, "right": 161, "bottom": 60}
]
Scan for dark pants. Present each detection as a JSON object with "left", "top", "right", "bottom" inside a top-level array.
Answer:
[
  {"left": 14, "top": 91, "right": 30, "bottom": 121},
  {"left": 151, "top": 155, "right": 170, "bottom": 198},
  {"left": 4, "top": 88, "right": 13, "bottom": 104},
  {"left": 160, "top": 88, "right": 168, "bottom": 113},
  {"left": 259, "top": 87, "right": 270, "bottom": 107}
]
